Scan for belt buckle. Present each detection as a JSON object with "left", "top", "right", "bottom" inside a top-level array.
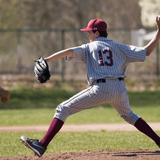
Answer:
[
  {"left": 96, "top": 79, "right": 106, "bottom": 83},
  {"left": 118, "top": 77, "right": 124, "bottom": 81}
]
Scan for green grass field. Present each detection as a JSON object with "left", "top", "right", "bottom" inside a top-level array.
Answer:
[
  {"left": 0, "top": 87, "right": 160, "bottom": 157},
  {"left": 0, "top": 131, "right": 159, "bottom": 157},
  {"left": 0, "top": 88, "right": 160, "bottom": 125},
  {"left": 0, "top": 106, "right": 160, "bottom": 126}
]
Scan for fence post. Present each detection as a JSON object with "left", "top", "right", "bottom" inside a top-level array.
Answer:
[
  {"left": 156, "top": 44, "right": 160, "bottom": 79},
  {"left": 61, "top": 29, "right": 66, "bottom": 81},
  {"left": 16, "top": 31, "right": 22, "bottom": 73}
]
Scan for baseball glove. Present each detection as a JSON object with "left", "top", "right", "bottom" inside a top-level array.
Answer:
[
  {"left": 0, "top": 87, "right": 10, "bottom": 103},
  {"left": 34, "top": 57, "right": 51, "bottom": 83}
]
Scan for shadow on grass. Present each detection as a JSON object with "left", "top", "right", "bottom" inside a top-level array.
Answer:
[
  {"left": 112, "top": 150, "right": 160, "bottom": 157},
  {"left": 129, "top": 91, "right": 160, "bottom": 107},
  {"left": 0, "top": 88, "right": 75, "bottom": 109},
  {"left": 1, "top": 88, "right": 160, "bottom": 109}
]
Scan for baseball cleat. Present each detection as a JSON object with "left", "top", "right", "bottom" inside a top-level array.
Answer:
[{"left": 20, "top": 136, "right": 46, "bottom": 157}]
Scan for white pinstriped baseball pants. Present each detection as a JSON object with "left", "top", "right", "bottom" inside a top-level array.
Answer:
[{"left": 54, "top": 79, "right": 139, "bottom": 124}]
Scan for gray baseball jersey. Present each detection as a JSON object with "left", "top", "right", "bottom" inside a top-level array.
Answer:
[
  {"left": 54, "top": 37, "right": 146, "bottom": 125},
  {"left": 73, "top": 37, "right": 146, "bottom": 84}
]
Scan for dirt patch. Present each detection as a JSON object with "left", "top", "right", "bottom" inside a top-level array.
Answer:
[{"left": 1, "top": 150, "right": 160, "bottom": 160}]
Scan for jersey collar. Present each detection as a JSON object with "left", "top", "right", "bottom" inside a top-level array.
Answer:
[{"left": 95, "top": 36, "right": 108, "bottom": 42}]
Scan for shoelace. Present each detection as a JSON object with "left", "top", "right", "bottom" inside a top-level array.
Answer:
[{"left": 28, "top": 139, "right": 39, "bottom": 143}]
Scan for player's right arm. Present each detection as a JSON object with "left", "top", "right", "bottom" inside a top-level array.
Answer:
[
  {"left": 143, "top": 16, "right": 160, "bottom": 56},
  {"left": 117, "top": 16, "right": 160, "bottom": 63}
]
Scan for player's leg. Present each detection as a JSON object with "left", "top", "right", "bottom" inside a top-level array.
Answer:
[
  {"left": 111, "top": 90, "right": 160, "bottom": 147},
  {"left": 21, "top": 85, "right": 105, "bottom": 156},
  {"left": 40, "top": 85, "right": 105, "bottom": 148},
  {"left": 134, "top": 118, "right": 160, "bottom": 147}
]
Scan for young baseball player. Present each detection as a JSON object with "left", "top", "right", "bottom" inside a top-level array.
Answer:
[{"left": 21, "top": 16, "right": 160, "bottom": 157}]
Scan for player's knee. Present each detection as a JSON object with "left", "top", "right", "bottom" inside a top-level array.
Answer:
[
  {"left": 54, "top": 103, "right": 71, "bottom": 122},
  {"left": 121, "top": 112, "right": 140, "bottom": 125}
]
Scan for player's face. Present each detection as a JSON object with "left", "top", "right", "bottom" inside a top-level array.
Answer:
[{"left": 87, "top": 31, "right": 97, "bottom": 42}]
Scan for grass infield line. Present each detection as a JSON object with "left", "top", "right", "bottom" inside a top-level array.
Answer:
[{"left": 0, "top": 122, "right": 160, "bottom": 132}]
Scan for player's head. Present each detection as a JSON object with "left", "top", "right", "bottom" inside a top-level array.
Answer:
[{"left": 80, "top": 18, "right": 108, "bottom": 41}]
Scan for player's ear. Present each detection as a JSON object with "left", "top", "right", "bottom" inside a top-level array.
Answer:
[{"left": 95, "top": 31, "right": 100, "bottom": 37}]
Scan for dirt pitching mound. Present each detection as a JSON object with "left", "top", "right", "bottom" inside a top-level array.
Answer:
[{"left": 1, "top": 150, "right": 160, "bottom": 160}]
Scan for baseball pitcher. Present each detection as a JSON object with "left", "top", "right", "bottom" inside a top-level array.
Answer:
[{"left": 21, "top": 16, "right": 160, "bottom": 157}]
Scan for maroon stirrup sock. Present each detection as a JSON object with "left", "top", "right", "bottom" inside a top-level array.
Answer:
[
  {"left": 134, "top": 118, "right": 160, "bottom": 146},
  {"left": 40, "top": 118, "right": 64, "bottom": 147}
]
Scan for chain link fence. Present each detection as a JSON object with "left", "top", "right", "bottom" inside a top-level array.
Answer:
[{"left": 0, "top": 28, "right": 159, "bottom": 82}]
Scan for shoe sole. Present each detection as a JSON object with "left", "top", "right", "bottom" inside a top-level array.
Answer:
[{"left": 20, "top": 136, "right": 42, "bottom": 157}]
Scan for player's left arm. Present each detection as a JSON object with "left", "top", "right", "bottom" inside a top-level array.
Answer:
[
  {"left": 44, "top": 46, "right": 85, "bottom": 63},
  {"left": 144, "top": 16, "right": 160, "bottom": 56},
  {"left": 44, "top": 48, "right": 75, "bottom": 63}
]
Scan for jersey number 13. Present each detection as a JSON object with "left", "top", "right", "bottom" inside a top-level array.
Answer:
[{"left": 98, "top": 48, "right": 113, "bottom": 66}]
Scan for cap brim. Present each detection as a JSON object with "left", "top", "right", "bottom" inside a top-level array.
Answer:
[{"left": 80, "top": 28, "right": 93, "bottom": 32}]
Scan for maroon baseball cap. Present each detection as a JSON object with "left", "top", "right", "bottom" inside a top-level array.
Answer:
[{"left": 80, "top": 18, "right": 107, "bottom": 32}]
